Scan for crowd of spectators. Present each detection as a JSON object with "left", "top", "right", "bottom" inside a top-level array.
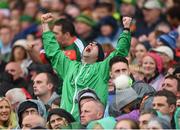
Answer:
[{"left": 0, "top": 0, "right": 180, "bottom": 129}]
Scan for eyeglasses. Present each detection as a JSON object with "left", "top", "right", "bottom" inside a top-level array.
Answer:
[{"left": 88, "top": 41, "right": 98, "bottom": 46}]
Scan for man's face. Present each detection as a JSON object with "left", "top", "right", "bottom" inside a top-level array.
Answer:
[
  {"left": 82, "top": 43, "right": 99, "bottom": 63},
  {"left": 22, "top": 115, "right": 44, "bottom": 130},
  {"left": 22, "top": 115, "right": 39, "bottom": 130},
  {"left": 80, "top": 100, "right": 100, "bottom": 125},
  {"left": 75, "top": 22, "right": 91, "bottom": 36},
  {"left": 52, "top": 25, "right": 66, "bottom": 45},
  {"left": 22, "top": 117, "right": 33, "bottom": 130},
  {"left": 152, "top": 96, "right": 171, "bottom": 115},
  {"left": 110, "top": 62, "right": 130, "bottom": 79},
  {"left": 139, "top": 113, "right": 153, "bottom": 129},
  {"left": 120, "top": 3, "right": 135, "bottom": 16},
  {"left": 158, "top": 53, "right": 171, "bottom": 65},
  {"left": 22, "top": 107, "right": 38, "bottom": 119},
  {"left": 0, "top": 27, "right": 11, "bottom": 45},
  {"left": 162, "top": 78, "right": 178, "bottom": 95},
  {"left": 5, "top": 62, "right": 22, "bottom": 80},
  {"left": 33, "top": 73, "right": 52, "bottom": 97},
  {"left": 143, "top": 8, "right": 161, "bottom": 23},
  {"left": 50, "top": 114, "right": 67, "bottom": 129}
]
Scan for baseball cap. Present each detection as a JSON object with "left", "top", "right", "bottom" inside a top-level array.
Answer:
[
  {"left": 76, "top": 14, "right": 96, "bottom": 27},
  {"left": 143, "top": 0, "right": 162, "bottom": 9},
  {"left": 151, "top": 46, "right": 174, "bottom": 60},
  {"left": 76, "top": 88, "right": 100, "bottom": 104}
]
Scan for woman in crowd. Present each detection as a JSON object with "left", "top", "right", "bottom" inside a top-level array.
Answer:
[
  {"left": 9, "top": 39, "right": 31, "bottom": 76},
  {"left": 0, "top": 97, "right": 17, "bottom": 129},
  {"left": 132, "top": 41, "right": 151, "bottom": 65},
  {"left": 141, "top": 52, "right": 164, "bottom": 91}
]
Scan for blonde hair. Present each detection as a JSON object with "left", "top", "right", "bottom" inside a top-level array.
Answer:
[
  {"left": 129, "top": 64, "right": 145, "bottom": 75},
  {"left": 0, "top": 97, "right": 17, "bottom": 129}
]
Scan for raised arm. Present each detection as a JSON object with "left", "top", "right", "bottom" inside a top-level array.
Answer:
[
  {"left": 26, "top": 13, "right": 54, "bottom": 64},
  {"left": 115, "top": 16, "right": 132, "bottom": 57},
  {"left": 98, "top": 16, "right": 132, "bottom": 80},
  {"left": 123, "top": 17, "right": 132, "bottom": 31},
  {"left": 41, "top": 13, "right": 73, "bottom": 79}
]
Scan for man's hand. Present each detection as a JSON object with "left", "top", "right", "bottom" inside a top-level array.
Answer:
[
  {"left": 41, "top": 13, "right": 54, "bottom": 32},
  {"left": 122, "top": 17, "right": 132, "bottom": 29},
  {"left": 41, "top": 13, "right": 54, "bottom": 24},
  {"left": 26, "top": 41, "right": 35, "bottom": 51}
]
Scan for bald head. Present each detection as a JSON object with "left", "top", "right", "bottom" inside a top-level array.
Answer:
[
  {"left": 22, "top": 114, "right": 46, "bottom": 129},
  {"left": 80, "top": 99, "right": 104, "bottom": 125},
  {"left": 5, "top": 62, "right": 23, "bottom": 80}
]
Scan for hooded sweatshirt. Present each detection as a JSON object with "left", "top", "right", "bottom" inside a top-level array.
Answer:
[
  {"left": 16, "top": 99, "right": 47, "bottom": 128},
  {"left": 37, "top": 91, "right": 59, "bottom": 106},
  {"left": 42, "top": 31, "right": 131, "bottom": 120}
]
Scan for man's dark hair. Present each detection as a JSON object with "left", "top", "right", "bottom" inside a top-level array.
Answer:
[
  {"left": 95, "top": 2, "right": 113, "bottom": 12},
  {"left": 165, "top": 74, "right": 180, "bottom": 91},
  {"left": 154, "top": 89, "right": 176, "bottom": 106},
  {"left": 109, "top": 56, "right": 129, "bottom": 69},
  {"left": 54, "top": 18, "right": 76, "bottom": 36},
  {"left": 45, "top": 72, "right": 59, "bottom": 92}
]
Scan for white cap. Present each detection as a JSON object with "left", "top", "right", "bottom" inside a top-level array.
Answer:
[
  {"left": 152, "top": 46, "right": 174, "bottom": 60},
  {"left": 13, "top": 39, "right": 28, "bottom": 50},
  {"left": 143, "top": 0, "right": 162, "bottom": 9}
]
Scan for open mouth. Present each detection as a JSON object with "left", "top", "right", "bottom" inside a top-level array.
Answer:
[{"left": 86, "top": 48, "right": 91, "bottom": 52}]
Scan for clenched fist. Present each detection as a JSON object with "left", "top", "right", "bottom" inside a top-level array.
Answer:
[
  {"left": 41, "top": 13, "right": 54, "bottom": 24},
  {"left": 122, "top": 17, "right": 132, "bottom": 29}
]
